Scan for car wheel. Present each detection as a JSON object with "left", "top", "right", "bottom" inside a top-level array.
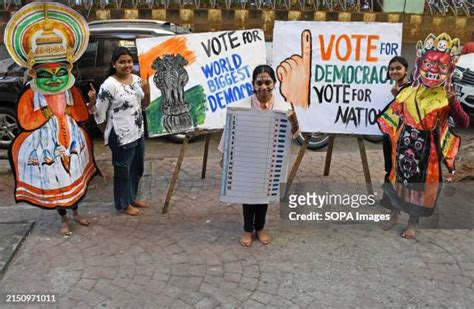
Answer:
[
  {"left": 295, "top": 132, "right": 330, "bottom": 150},
  {"left": 0, "top": 106, "right": 20, "bottom": 149},
  {"left": 362, "top": 135, "right": 383, "bottom": 143},
  {"left": 165, "top": 133, "right": 197, "bottom": 143}
]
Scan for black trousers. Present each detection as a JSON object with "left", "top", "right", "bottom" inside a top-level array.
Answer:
[
  {"left": 382, "top": 134, "right": 392, "bottom": 177},
  {"left": 381, "top": 134, "right": 394, "bottom": 208},
  {"left": 242, "top": 204, "right": 268, "bottom": 233},
  {"left": 58, "top": 203, "right": 78, "bottom": 216}
]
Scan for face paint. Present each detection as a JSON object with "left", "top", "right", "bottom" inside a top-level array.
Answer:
[{"left": 34, "top": 64, "right": 70, "bottom": 93}]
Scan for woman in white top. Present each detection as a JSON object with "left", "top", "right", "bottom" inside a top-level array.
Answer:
[
  {"left": 218, "top": 65, "right": 298, "bottom": 247},
  {"left": 88, "top": 47, "right": 150, "bottom": 216}
]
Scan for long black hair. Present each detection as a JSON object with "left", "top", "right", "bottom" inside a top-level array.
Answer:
[
  {"left": 106, "top": 46, "right": 133, "bottom": 78},
  {"left": 252, "top": 65, "right": 277, "bottom": 84},
  {"left": 386, "top": 56, "right": 409, "bottom": 81}
]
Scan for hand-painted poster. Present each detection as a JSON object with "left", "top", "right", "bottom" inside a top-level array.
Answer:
[
  {"left": 273, "top": 21, "right": 403, "bottom": 135},
  {"left": 136, "top": 30, "right": 266, "bottom": 137}
]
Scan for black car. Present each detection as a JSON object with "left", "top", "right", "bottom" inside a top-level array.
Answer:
[{"left": 0, "top": 19, "right": 190, "bottom": 148}]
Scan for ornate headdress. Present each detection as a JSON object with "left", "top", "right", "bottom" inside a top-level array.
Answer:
[
  {"left": 413, "top": 33, "right": 461, "bottom": 91},
  {"left": 4, "top": 2, "right": 89, "bottom": 68}
]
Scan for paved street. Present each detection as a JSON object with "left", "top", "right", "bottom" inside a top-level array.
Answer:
[{"left": 0, "top": 130, "right": 473, "bottom": 308}]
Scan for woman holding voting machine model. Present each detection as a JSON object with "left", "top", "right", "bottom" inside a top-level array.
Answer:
[
  {"left": 87, "top": 47, "right": 151, "bottom": 216},
  {"left": 218, "top": 65, "right": 299, "bottom": 247}
]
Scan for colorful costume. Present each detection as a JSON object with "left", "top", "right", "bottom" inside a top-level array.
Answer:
[
  {"left": 377, "top": 33, "right": 461, "bottom": 217},
  {"left": 4, "top": 2, "right": 97, "bottom": 208}
]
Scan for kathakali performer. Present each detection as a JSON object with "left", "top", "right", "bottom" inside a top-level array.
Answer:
[
  {"left": 4, "top": 2, "right": 97, "bottom": 235},
  {"left": 377, "top": 33, "right": 462, "bottom": 239}
]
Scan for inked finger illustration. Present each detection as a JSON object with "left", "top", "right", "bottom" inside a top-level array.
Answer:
[{"left": 277, "top": 30, "right": 312, "bottom": 109}]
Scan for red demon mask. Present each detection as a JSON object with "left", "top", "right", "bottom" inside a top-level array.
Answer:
[
  {"left": 413, "top": 33, "right": 461, "bottom": 90},
  {"left": 418, "top": 50, "right": 451, "bottom": 88}
]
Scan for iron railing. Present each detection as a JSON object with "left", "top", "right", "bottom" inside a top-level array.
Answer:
[{"left": 1, "top": 0, "right": 473, "bottom": 16}]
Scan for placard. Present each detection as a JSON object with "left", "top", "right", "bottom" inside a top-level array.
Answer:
[
  {"left": 273, "top": 21, "right": 403, "bottom": 135},
  {"left": 137, "top": 30, "right": 267, "bottom": 137},
  {"left": 220, "top": 107, "right": 291, "bottom": 204}
]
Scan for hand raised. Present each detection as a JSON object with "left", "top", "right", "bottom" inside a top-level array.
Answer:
[
  {"left": 277, "top": 30, "right": 312, "bottom": 109},
  {"left": 88, "top": 83, "right": 97, "bottom": 103},
  {"left": 141, "top": 74, "right": 150, "bottom": 95},
  {"left": 446, "top": 90, "right": 455, "bottom": 103},
  {"left": 391, "top": 84, "right": 400, "bottom": 97}
]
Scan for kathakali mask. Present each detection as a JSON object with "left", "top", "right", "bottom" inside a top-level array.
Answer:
[
  {"left": 4, "top": 2, "right": 89, "bottom": 95},
  {"left": 413, "top": 33, "right": 460, "bottom": 90}
]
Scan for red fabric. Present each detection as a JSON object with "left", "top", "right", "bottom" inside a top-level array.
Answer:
[
  {"left": 33, "top": 63, "right": 66, "bottom": 69},
  {"left": 449, "top": 99, "right": 470, "bottom": 129},
  {"left": 461, "top": 42, "right": 474, "bottom": 55}
]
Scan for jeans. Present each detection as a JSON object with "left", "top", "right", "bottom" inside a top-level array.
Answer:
[
  {"left": 242, "top": 204, "right": 268, "bottom": 233},
  {"left": 108, "top": 129, "right": 145, "bottom": 211}
]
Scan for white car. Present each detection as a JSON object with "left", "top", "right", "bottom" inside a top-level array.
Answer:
[{"left": 454, "top": 53, "right": 474, "bottom": 115}]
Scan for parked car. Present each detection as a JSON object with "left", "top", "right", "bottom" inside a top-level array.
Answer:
[
  {"left": 453, "top": 48, "right": 474, "bottom": 119},
  {"left": 0, "top": 19, "right": 190, "bottom": 149}
]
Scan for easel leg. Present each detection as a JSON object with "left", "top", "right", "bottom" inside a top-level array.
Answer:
[
  {"left": 357, "top": 137, "right": 374, "bottom": 195},
  {"left": 323, "top": 135, "right": 335, "bottom": 176},
  {"left": 162, "top": 135, "right": 190, "bottom": 214},
  {"left": 201, "top": 134, "right": 210, "bottom": 179},
  {"left": 284, "top": 134, "right": 311, "bottom": 197}
]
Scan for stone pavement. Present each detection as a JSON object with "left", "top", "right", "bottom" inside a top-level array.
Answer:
[{"left": 0, "top": 134, "right": 473, "bottom": 308}]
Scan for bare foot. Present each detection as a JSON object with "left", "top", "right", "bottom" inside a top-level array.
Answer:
[
  {"left": 401, "top": 223, "right": 416, "bottom": 239},
  {"left": 73, "top": 213, "right": 90, "bottom": 226},
  {"left": 59, "top": 220, "right": 72, "bottom": 236},
  {"left": 239, "top": 232, "right": 253, "bottom": 247},
  {"left": 132, "top": 200, "right": 150, "bottom": 208},
  {"left": 256, "top": 230, "right": 272, "bottom": 245},
  {"left": 383, "top": 211, "right": 399, "bottom": 230},
  {"left": 124, "top": 205, "right": 143, "bottom": 216}
]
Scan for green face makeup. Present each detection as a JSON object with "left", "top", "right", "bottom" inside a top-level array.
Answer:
[{"left": 34, "top": 65, "right": 70, "bottom": 93}]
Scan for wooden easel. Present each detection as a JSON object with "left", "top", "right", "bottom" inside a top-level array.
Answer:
[
  {"left": 284, "top": 134, "right": 374, "bottom": 197},
  {"left": 162, "top": 129, "right": 216, "bottom": 214}
]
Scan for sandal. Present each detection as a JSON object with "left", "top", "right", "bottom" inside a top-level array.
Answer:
[
  {"left": 132, "top": 200, "right": 150, "bottom": 208},
  {"left": 256, "top": 230, "right": 272, "bottom": 245},
  {"left": 124, "top": 205, "right": 143, "bottom": 216},
  {"left": 239, "top": 232, "right": 253, "bottom": 247}
]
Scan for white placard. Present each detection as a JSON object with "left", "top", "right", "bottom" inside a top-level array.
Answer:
[
  {"left": 136, "top": 30, "right": 267, "bottom": 137},
  {"left": 273, "top": 21, "right": 403, "bottom": 135},
  {"left": 220, "top": 107, "right": 291, "bottom": 204}
]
